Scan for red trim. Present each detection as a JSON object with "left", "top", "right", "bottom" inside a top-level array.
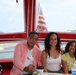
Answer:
[
  {"left": 24, "top": 0, "right": 35, "bottom": 36},
  {"left": 38, "top": 33, "right": 76, "bottom": 39},
  {"left": 28, "top": 0, "right": 32, "bottom": 33},
  {"left": 32, "top": 0, "right": 35, "bottom": 31},
  {"left": 58, "top": 33, "right": 76, "bottom": 39},
  {"left": 0, "top": 33, "right": 26, "bottom": 40},
  {"left": 0, "top": 59, "right": 13, "bottom": 63},
  {"left": 27, "top": 0, "right": 36, "bottom": 34},
  {"left": 24, "top": 0, "right": 28, "bottom": 33},
  {"left": 38, "top": 33, "right": 76, "bottom": 42},
  {"left": 32, "top": 0, "right": 36, "bottom": 31}
]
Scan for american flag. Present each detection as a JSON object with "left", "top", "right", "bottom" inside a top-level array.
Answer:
[{"left": 35, "top": 7, "right": 48, "bottom": 32}]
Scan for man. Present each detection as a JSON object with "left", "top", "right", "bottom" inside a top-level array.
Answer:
[{"left": 10, "top": 32, "right": 42, "bottom": 75}]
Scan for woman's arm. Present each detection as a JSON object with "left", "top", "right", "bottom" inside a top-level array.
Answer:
[
  {"left": 61, "top": 59, "right": 68, "bottom": 74},
  {"left": 41, "top": 50, "right": 47, "bottom": 72}
]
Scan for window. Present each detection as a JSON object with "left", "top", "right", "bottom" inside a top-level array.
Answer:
[
  {"left": 0, "top": 0, "right": 25, "bottom": 33},
  {"left": 0, "top": 0, "right": 37, "bottom": 60},
  {"left": 0, "top": 41, "right": 20, "bottom": 59},
  {"left": 35, "top": 0, "right": 76, "bottom": 33}
]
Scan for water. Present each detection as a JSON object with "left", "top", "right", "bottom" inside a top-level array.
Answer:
[
  {"left": 0, "top": 43, "right": 44, "bottom": 60},
  {"left": 0, "top": 42, "right": 66, "bottom": 60},
  {"left": 0, "top": 47, "right": 15, "bottom": 59}
]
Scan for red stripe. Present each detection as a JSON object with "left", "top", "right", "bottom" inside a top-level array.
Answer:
[
  {"left": 39, "top": 16, "right": 44, "bottom": 19},
  {"left": 36, "top": 26, "right": 48, "bottom": 31},
  {"left": 38, "top": 21, "right": 46, "bottom": 24}
]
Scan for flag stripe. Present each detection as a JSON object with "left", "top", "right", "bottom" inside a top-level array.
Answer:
[
  {"left": 38, "top": 21, "right": 46, "bottom": 25},
  {"left": 35, "top": 5, "right": 48, "bottom": 32},
  {"left": 39, "top": 16, "right": 44, "bottom": 19}
]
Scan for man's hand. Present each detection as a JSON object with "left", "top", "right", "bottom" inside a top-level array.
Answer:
[{"left": 24, "top": 64, "right": 36, "bottom": 73}]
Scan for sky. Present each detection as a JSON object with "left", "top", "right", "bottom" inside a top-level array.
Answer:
[
  {"left": 39, "top": 0, "right": 76, "bottom": 33},
  {"left": 0, "top": 0, "right": 76, "bottom": 33},
  {"left": 0, "top": 0, "right": 24, "bottom": 33}
]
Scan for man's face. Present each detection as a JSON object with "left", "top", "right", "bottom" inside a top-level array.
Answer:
[{"left": 27, "top": 34, "right": 38, "bottom": 48}]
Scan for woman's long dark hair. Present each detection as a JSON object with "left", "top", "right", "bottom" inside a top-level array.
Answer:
[
  {"left": 44, "top": 32, "right": 61, "bottom": 57},
  {"left": 64, "top": 40, "right": 76, "bottom": 59}
]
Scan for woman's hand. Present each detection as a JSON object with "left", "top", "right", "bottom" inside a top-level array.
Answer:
[{"left": 43, "top": 68, "right": 48, "bottom": 72}]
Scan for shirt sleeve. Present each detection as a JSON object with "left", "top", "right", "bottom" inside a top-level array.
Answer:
[
  {"left": 61, "top": 54, "right": 67, "bottom": 61},
  {"left": 13, "top": 43, "right": 25, "bottom": 71}
]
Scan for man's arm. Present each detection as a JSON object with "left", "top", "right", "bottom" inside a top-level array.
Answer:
[{"left": 13, "top": 43, "right": 25, "bottom": 71}]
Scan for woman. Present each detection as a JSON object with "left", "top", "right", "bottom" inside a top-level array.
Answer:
[
  {"left": 61, "top": 40, "right": 76, "bottom": 74},
  {"left": 41, "top": 32, "right": 62, "bottom": 73}
]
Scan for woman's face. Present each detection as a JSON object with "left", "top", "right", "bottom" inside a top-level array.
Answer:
[
  {"left": 50, "top": 34, "right": 57, "bottom": 47},
  {"left": 69, "top": 42, "right": 76, "bottom": 53}
]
